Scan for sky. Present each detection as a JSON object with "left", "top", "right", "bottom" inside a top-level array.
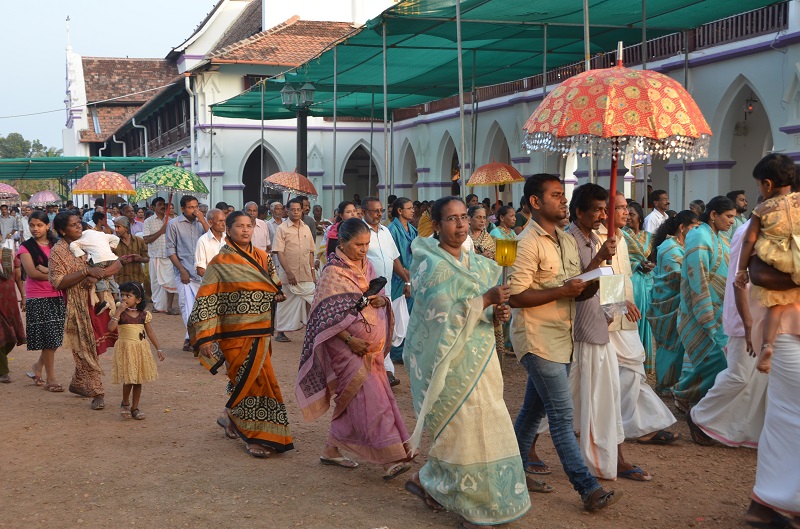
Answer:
[{"left": 0, "top": 1, "right": 217, "bottom": 151}]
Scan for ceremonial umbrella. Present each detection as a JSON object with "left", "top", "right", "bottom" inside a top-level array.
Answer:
[
  {"left": 467, "top": 161, "right": 525, "bottom": 205},
  {"left": 0, "top": 183, "right": 20, "bottom": 204},
  {"left": 28, "top": 190, "right": 62, "bottom": 207},
  {"left": 72, "top": 172, "right": 135, "bottom": 209},
  {"left": 132, "top": 186, "right": 157, "bottom": 204},
  {"left": 522, "top": 43, "right": 711, "bottom": 234},
  {"left": 137, "top": 165, "right": 208, "bottom": 212},
  {"left": 264, "top": 171, "right": 318, "bottom": 199}
]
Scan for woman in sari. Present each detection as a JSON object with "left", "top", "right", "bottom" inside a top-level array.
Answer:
[
  {"left": 192, "top": 211, "right": 293, "bottom": 458},
  {"left": 468, "top": 205, "right": 495, "bottom": 259},
  {"left": 673, "top": 197, "right": 736, "bottom": 410},
  {"left": 647, "top": 210, "right": 700, "bottom": 394},
  {"left": 403, "top": 197, "right": 530, "bottom": 529},
  {"left": 388, "top": 198, "right": 417, "bottom": 363},
  {"left": 320, "top": 201, "right": 357, "bottom": 263},
  {"left": 488, "top": 205, "right": 516, "bottom": 240},
  {"left": 0, "top": 246, "right": 25, "bottom": 383},
  {"left": 49, "top": 212, "right": 121, "bottom": 410},
  {"left": 622, "top": 201, "right": 656, "bottom": 372},
  {"left": 297, "top": 218, "right": 412, "bottom": 479}
]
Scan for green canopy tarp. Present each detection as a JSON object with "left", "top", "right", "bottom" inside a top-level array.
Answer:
[
  {"left": 0, "top": 157, "right": 177, "bottom": 180},
  {"left": 211, "top": 0, "right": 779, "bottom": 120}
]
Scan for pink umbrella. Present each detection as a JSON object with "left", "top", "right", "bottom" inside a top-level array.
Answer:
[
  {"left": 0, "top": 183, "right": 20, "bottom": 200},
  {"left": 29, "top": 190, "right": 62, "bottom": 207}
]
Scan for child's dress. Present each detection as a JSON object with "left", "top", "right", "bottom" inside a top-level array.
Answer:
[
  {"left": 112, "top": 308, "right": 158, "bottom": 384},
  {"left": 752, "top": 192, "right": 800, "bottom": 306}
]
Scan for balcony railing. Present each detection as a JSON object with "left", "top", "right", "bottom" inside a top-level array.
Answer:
[
  {"left": 393, "top": 1, "right": 788, "bottom": 122},
  {"left": 129, "top": 122, "right": 190, "bottom": 157}
]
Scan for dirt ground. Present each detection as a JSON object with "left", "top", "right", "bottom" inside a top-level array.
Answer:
[{"left": 1, "top": 309, "right": 760, "bottom": 529}]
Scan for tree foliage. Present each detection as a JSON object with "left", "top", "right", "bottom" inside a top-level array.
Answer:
[{"left": 0, "top": 132, "right": 64, "bottom": 198}]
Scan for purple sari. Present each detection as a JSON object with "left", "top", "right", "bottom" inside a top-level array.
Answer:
[{"left": 296, "top": 249, "right": 409, "bottom": 464}]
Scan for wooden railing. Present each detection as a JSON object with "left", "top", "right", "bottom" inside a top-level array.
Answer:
[{"left": 393, "top": 1, "right": 789, "bottom": 122}]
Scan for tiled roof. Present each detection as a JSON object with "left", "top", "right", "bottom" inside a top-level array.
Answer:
[
  {"left": 208, "top": 17, "right": 356, "bottom": 66},
  {"left": 81, "top": 57, "right": 178, "bottom": 103},
  {"left": 211, "top": 0, "right": 263, "bottom": 53},
  {"left": 79, "top": 105, "right": 141, "bottom": 143}
]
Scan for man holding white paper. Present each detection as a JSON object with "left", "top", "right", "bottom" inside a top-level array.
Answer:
[{"left": 567, "top": 183, "right": 652, "bottom": 482}]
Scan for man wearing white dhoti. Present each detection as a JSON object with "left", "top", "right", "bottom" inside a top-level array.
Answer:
[
  {"left": 273, "top": 198, "right": 316, "bottom": 342},
  {"left": 568, "top": 183, "right": 651, "bottom": 482},
  {"left": 143, "top": 197, "right": 177, "bottom": 314},
  {"left": 362, "top": 196, "right": 410, "bottom": 387},
  {"left": 165, "top": 195, "right": 208, "bottom": 352},
  {"left": 600, "top": 194, "right": 677, "bottom": 444},
  {"left": 688, "top": 219, "right": 768, "bottom": 448},
  {"left": 744, "top": 257, "right": 800, "bottom": 528}
]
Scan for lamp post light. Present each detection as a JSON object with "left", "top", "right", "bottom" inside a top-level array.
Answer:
[{"left": 281, "top": 82, "right": 316, "bottom": 177}]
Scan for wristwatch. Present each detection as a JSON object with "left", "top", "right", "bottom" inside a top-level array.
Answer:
[
  {"left": 344, "top": 334, "right": 352, "bottom": 344},
  {"left": 404, "top": 281, "right": 411, "bottom": 286}
]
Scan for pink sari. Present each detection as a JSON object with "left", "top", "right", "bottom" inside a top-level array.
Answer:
[{"left": 296, "top": 249, "right": 409, "bottom": 464}]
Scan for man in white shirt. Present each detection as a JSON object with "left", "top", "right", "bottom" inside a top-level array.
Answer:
[
  {"left": 245, "top": 201, "right": 271, "bottom": 253},
  {"left": 362, "top": 196, "right": 409, "bottom": 387},
  {"left": 19, "top": 205, "right": 32, "bottom": 242},
  {"left": 642, "top": 189, "right": 670, "bottom": 233},
  {"left": 194, "top": 209, "right": 226, "bottom": 277},
  {"left": 142, "top": 197, "right": 176, "bottom": 314},
  {"left": 266, "top": 201, "right": 284, "bottom": 246}
]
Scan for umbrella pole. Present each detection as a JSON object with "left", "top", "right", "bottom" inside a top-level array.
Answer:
[
  {"left": 495, "top": 185, "right": 499, "bottom": 206},
  {"left": 606, "top": 155, "right": 618, "bottom": 265}
]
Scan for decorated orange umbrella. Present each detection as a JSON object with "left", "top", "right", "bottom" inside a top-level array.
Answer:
[
  {"left": 523, "top": 42, "right": 711, "bottom": 234},
  {"left": 467, "top": 161, "right": 525, "bottom": 205},
  {"left": 264, "top": 171, "right": 318, "bottom": 199},
  {"left": 72, "top": 171, "right": 135, "bottom": 197}
]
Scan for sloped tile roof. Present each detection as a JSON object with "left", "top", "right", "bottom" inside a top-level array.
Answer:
[
  {"left": 79, "top": 105, "right": 142, "bottom": 143},
  {"left": 211, "top": 0, "right": 263, "bottom": 53},
  {"left": 208, "top": 17, "right": 356, "bottom": 66},
  {"left": 81, "top": 57, "right": 178, "bottom": 103}
]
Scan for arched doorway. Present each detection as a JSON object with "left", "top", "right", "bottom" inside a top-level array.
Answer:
[
  {"left": 725, "top": 86, "right": 772, "bottom": 196},
  {"left": 342, "top": 145, "right": 379, "bottom": 201},
  {"left": 242, "top": 146, "right": 279, "bottom": 207},
  {"left": 440, "top": 135, "right": 461, "bottom": 197},
  {"left": 398, "top": 142, "right": 418, "bottom": 201},
  {"left": 483, "top": 123, "right": 512, "bottom": 204}
]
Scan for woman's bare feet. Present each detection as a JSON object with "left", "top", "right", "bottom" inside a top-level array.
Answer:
[{"left": 757, "top": 344, "right": 773, "bottom": 374}]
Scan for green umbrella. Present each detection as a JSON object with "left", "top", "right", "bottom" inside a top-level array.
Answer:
[
  {"left": 133, "top": 185, "right": 157, "bottom": 203},
  {"left": 138, "top": 166, "right": 209, "bottom": 196}
]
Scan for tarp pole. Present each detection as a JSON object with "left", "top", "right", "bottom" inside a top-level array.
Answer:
[
  {"left": 209, "top": 110, "right": 214, "bottom": 206},
  {"left": 383, "top": 21, "right": 389, "bottom": 203},
  {"left": 583, "top": 0, "right": 595, "bottom": 184},
  {"left": 369, "top": 89, "right": 374, "bottom": 197},
  {"left": 471, "top": 50, "right": 478, "bottom": 177},
  {"left": 543, "top": 24, "right": 548, "bottom": 98},
  {"left": 682, "top": 30, "right": 689, "bottom": 210},
  {"left": 390, "top": 119, "right": 395, "bottom": 197},
  {"left": 456, "top": 0, "right": 467, "bottom": 199},
  {"left": 260, "top": 81, "right": 265, "bottom": 203},
  {"left": 641, "top": 0, "right": 647, "bottom": 70},
  {"left": 332, "top": 45, "right": 338, "bottom": 219}
]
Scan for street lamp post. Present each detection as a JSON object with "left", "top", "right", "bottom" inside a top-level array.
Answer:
[{"left": 281, "top": 82, "right": 316, "bottom": 177}]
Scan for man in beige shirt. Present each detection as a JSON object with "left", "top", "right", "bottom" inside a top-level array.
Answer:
[
  {"left": 272, "top": 198, "right": 316, "bottom": 342},
  {"left": 508, "top": 174, "right": 622, "bottom": 512}
]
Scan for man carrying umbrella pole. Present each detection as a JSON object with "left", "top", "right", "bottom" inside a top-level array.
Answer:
[
  {"left": 165, "top": 195, "right": 208, "bottom": 352},
  {"left": 143, "top": 197, "right": 177, "bottom": 315}
]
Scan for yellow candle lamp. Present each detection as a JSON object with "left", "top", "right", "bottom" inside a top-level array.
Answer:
[{"left": 495, "top": 238, "right": 518, "bottom": 268}]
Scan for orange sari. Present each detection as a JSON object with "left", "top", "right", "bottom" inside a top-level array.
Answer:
[{"left": 188, "top": 242, "right": 293, "bottom": 452}]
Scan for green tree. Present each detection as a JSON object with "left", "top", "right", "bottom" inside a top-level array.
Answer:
[{"left": 0, "top": 132, "right": 64, "bottom": 198}]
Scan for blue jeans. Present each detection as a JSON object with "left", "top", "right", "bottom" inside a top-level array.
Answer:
[{"left": 514, "top": 352, "right": 600, "bottom": 499}]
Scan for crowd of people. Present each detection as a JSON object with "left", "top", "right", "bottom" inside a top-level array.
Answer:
[{"left": 0, "top": 153, "right": 798, "bottom": 529}]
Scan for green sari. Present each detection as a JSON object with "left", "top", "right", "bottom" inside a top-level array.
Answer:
[
  {"left": 622, "top": 227, "right": 655, "bottom": 372},
  {"left": 403, "top": 237, "right": 529, "bottom": 526}
]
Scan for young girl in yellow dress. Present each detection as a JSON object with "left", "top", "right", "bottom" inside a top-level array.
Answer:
[
  {"left": 735, "top": 154, "right": 800, "bottom": 373},
  {"left": 108, "top": 281, "right": 164, "bottom": 419}
]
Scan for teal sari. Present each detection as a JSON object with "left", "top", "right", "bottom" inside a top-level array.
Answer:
[
  {"left": 388, "top": 217, "right": 417, "bottom": 362},
  {"left": 622, "top": 227, "right": 655, "bottom": 372},
  {"left": 403, "top": 237, "right": 529, "bottom": 526},
  {"left": 648, "top": 237, "right": 686, "bottom": 394},
  {"left": 674, "top": 223, "right": 730, "bottom": 404}
]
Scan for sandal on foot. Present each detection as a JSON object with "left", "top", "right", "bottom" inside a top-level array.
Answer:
[
  {"left": 687, "top": 412, "right": 717, "bottom": 446},
  {"left": 91, "top": 396, "right": 105, "bottom": 410},
  {"left": 383, "top": 462, "right": 412, "bottom": 481},
  {"left": 131, "top": 408, "right": 145, "bottom": 420},
  {"left": 638, "top": 430, "right": 681, "bottom": 445},
  {"left": 69, "top": 385, "right": 91, "bottom": 397},
  {"left": 584, "top": 488, "right": 623, "bottom": 512},
  {"left": 244, "top": 444, "right": 270, "bottom": 458},
  {"left": 0, "top": 374, "right": 10, "bottom": 384},
  {"left": 618, "top": 466, "right": 652, "bottom": 482},
  {"left": 745, "top": 513, "right": 792, "bottom": 529},
  {"left": 120, "top": 402, "right": 132, "bottom": 419},
  {"left": 216, "top": 417, "right": 238, "bottom": 439},
  {"left": 320, "top": 456, "right": 358, "bottom": 468},
  {"left": 25, "top": 371, "right": 44, "bottom": 386},
  {"left": 526, "top": 477, "right": 554, "bottom": 493},
  {"left": 274, "top": 334, "right": 291, "bottom": 343},
  {"left": 525, "top": 459, "right": 552, "bottom": 475},
  {"left": 404, "top": 480, "right": 443, "bottom": 512},
  {"left": 166, "top": 308, "right": 180, "bottom": 316},
  {"left": 43, "top": 383, "right": 64, "bottom": 393}
]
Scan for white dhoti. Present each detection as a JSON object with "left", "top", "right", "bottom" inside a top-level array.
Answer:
[
  {"left": 174, "top": 270, "right": 200, "bottom": 339},
  {"left": 752, "top": 334, "right": 800, "bottom": 514},
  {"left": 149, "top": 257, "right": 168, "bottom": 311},
  {"left": 155, "top": 257, "right": 177, "bottom": 293},
  {"left": 610, "top": 329, "right": 676, "bottom": 439},
  {"left": 569, "top": 341, "right": 625, "bottom": 480},
  {"left": 275, "top": 281, "right": 315, "bottom": 333},
  {"left": 690, "top": 337, "right": 767, "bottom": 448}
]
